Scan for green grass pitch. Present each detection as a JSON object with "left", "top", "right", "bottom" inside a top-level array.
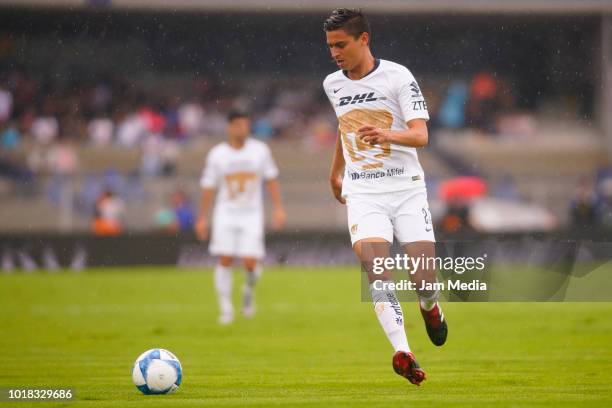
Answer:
[{"left": 1, "top": 266, "right": 611, "bottom": 407}]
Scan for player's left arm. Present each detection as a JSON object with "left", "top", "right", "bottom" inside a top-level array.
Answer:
[
  {"left": 263, "top": 146, "right": 286, "bottom": 231},
  {"left": 358, "top": 119, "right": 428, "bottom": 148},
  {"left": 265, "top": 178, "right": 286, "bottom": 230}
]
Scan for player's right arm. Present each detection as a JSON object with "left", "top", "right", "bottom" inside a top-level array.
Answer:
[
  {"left": 195, "top": 187, "right": 215, "bottom": 241},
  {"left": 329, "top": 128, "right": 346, "bottom": 204},
  {"left": 195, "top": 148, "right": 219, "bottom": 241}
]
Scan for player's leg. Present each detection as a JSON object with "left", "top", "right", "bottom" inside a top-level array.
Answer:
[
  {"left": 404, "top": 240, "right": 447, "bottom": 346},
  {"left": 240, "top": 256, "right": 261, "bottom": 318},
  {"left": 209, "top": 223, "right": 238, "bottom": 325},
  {"left": 394, "top": 189, "right": 447, "bottom": 346},
  {"left": 214, "top": 255, "right": 235, "bottom": 325},
  {"left": 348, "top": 195, "right": 425, "bottom": 385},
  {"left": 236, "top": 219, "right": 265, "bottom": 318},
  {"left": 355, "top": 237, "right": 409, "bottom": 351}
]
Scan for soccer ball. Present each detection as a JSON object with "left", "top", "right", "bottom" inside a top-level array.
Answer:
[{"left": 132, "top": 348, "right": 182, "bottom": 394}]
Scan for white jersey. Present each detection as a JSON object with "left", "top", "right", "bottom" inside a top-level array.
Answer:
[
  {"left": 323, "top": 59, "right": 430, "bottom": 196},
  {"left": 200, "top": 138, "right": 279, "bottom": 220}
]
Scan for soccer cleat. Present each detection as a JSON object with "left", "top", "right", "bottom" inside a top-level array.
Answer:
[
  {"left": 392, "top": 351, "right": 426, "bottom": 386},
  {"left": 242, "top": 304, "right": 255, "bottom": 319},
  {"left": 420, "top": 302, "right": 448, "bottom": 346},
  {"left": 218, "top": 303, "right": 234, "bottom": 325},
  {"left": 218, "top": 312, "right": 234, "bottom": 325}
]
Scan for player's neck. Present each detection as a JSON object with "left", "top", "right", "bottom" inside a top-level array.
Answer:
[
  {"left": 228, "top": 138, "right": 247, "bottom": 149},
  {"left": 346, "top": 53, "right": 376, "bottom": 80}
]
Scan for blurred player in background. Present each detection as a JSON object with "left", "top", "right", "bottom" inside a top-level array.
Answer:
[
  {"left": 195, "top": 110, "right": 285, "bottom": 324},
  {"left": 323, "top": 8, "right": 447, "bottom": 385}
]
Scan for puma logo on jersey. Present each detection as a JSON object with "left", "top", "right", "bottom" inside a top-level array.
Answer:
[
  {"left": 337, "top": 92, "right": 386, "bottom": 107},
  {"left": 410, "top": 81, "right": 422, "bottom": 97}
]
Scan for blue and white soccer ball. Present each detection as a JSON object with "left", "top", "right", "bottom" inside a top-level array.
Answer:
[{"left": 132, "top": 348, "right": 182, "bottom": 394}]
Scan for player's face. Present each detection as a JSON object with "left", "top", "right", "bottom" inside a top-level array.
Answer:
[
  {"left": 227, "top": 117, "right": 251, "bottom": 142},
  {"left": 326, "top": 29, "right": 369, "bottom": 71}
]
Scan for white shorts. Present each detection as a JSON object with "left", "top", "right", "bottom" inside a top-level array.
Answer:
[
  {"left": 209, "top": 214, "right": 265, "bottom": 259},
  {"left": 346, "top": 187, "right": 435, "bottom": 246}
]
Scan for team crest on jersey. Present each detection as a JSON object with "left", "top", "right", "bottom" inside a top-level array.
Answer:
[{"left": 350, "top": 224, "right": 358, "bottom": 234}]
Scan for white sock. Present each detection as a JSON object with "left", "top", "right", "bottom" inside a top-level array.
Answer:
[
  {"left": 214, "top": 264, "right": 233, "bottom": 316},
  {"left": 242, "top": 264, "right": 262, "bottom": 309},
  {"left": 419, "top": 299, "right": 437, "bottom": 311},
  {"left": 419, "top": 289, "right": 440, "bottom": 311},
  {"left": 370, "top": 282, "right": 410, "bottom": 353}
]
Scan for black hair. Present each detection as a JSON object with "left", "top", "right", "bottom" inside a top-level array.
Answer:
[
  {"left": 227, "top": 110, "right": 250, "bottom": 122},
  {"left": 323, "top": 8, "right": 371, "bottom": 39}
]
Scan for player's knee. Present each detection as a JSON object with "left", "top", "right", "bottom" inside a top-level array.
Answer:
[
  {"left": 242, "top": 257, "right": 258, "bottom": 272},
  {"left": 353, "top": 238, "right": 390, "bottom": 262},
  {"left": 218, "top": 256, "right": 234, "bottom": 267}
]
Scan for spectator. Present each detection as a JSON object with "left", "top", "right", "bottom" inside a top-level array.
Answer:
[
  {"left": 440, "top": 198, "right": 471, "bottom": 234},
  {"left": 1, "top": 122, "right": 20, "bottom": 150},
  {"left": 30, "top": 113, "right": 59, "bottom": 145},
  {"left": 438, "top": 80, "right": 468, "bottom": 129},
  {"left": 171, "top": 190, "right": 195, "bottom": 232},
  {"left": 178, "top": 99, "right": 204, "bottom": 137},
  {"left": 467, "top": 71, "right": 499, "bottom": 133},
  {"left": 47, "top": 137, "right": 79, "bottom": 176},
  {"left": 116, "top": 112, "right": 145, "bottom": 147},
  {"left": 153, "top": 190, "right": 195, "bottom": 233},
  {"left": 0, "top": 85, "right": 12, "bottom": 124},
  {"left": 570, "top": 180, "right": 599, "bottom": 228},
  {"left": 87, "top": 116, "right": 114, "bottom": 146},
  {"left": 154, "top": 205, "right": 176, "bottom": 233},
  {"left": 92, "top": 189, "right": 125, "bottom": 236}
]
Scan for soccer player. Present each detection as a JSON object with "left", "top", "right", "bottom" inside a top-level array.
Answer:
[
  {"left": 195, "top": 110, "right": 285, "bottom": 325},
  {"left": 322, "top": 9, "right": 447, "bottom": 385}
]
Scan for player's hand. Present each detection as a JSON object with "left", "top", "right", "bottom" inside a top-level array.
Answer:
[
  {"left": 330, "top": 176, "right": 346, "bottom": 204},
  {"left": 358, "top": 125, "right": 390, "bottom": 145},
  {"left": 272, "top": 207, "right": 286, "bottom": 231},
  {"left": 194, "top": 217, "right": 209, "bottom": 241}
]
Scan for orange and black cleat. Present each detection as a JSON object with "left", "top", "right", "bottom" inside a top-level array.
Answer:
[
  {"left": 392, "top": 351, "right": 426, "bottom": 386},
  {"left": 420, "top": 303, "right": 448, "bottom": 346}
]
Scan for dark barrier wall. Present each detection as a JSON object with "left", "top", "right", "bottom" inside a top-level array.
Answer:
[{"left": 1, "top": 230, "right": 611, "bottom": 269}]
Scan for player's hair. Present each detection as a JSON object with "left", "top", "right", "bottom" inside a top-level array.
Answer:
[
  {"left": 227, "top": 109, "right": 250, "bottom": 122},
  {"left": 323, "top": 8, "right": 371, "bottom": 39}
]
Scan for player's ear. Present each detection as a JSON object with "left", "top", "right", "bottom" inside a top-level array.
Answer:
[{"left": 360, "top": 32, "right": 369, "bottom": 46}]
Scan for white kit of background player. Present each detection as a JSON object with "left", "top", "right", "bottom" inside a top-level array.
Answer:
[{"left": 196, "top": 111, "right": 285, "bottom": 325}]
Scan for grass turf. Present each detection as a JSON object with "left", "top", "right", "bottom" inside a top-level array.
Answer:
[{"left": 1, "top": 266, "right": 611, "bottom": 407}]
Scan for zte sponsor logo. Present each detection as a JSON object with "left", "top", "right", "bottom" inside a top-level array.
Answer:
[
  {"left": 412, "top": 100, "right": 427, "bottom": 110},
  {"left": 336, "top": 92, "right": 387, "bottom": 107}
]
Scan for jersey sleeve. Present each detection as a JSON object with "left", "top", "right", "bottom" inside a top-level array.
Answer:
[
  {"left": 322, "top": 77, "right": 335, "bottom": 108},
  {"left": 262, "top": 145, "right": 279, "bottom": 180},
  {"left": 199, "top": 149, "right": 219, "bottom": 188},
  {"left": 397, "top": 69, "right": 430, "bottom": 123}
]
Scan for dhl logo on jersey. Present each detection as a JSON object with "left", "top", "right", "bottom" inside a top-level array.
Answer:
[{"left": 336, "top": 92, "right": 387, "bottom": 107}]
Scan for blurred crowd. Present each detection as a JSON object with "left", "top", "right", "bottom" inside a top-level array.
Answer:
[
  {"left": 0, "top": 10, "right": 604, "bottom": 234},
  {"left": 0, "top": 66, "right": 529, "bottom": 179},
  {"left": 0, "top": 67, "right": 339, "bottom": 165}
]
